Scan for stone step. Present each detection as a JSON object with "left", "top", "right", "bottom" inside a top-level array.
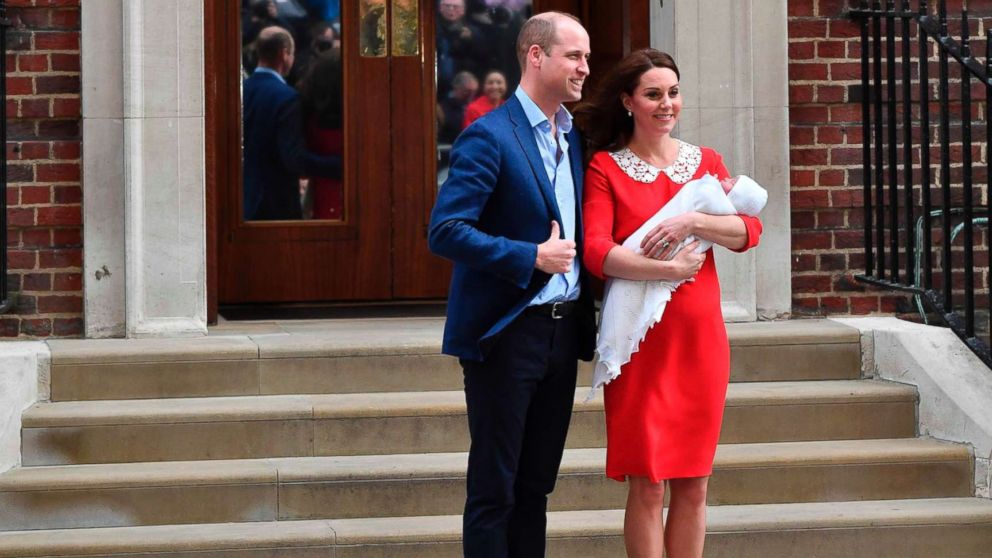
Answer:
[
  {"left": 46, "top": 319, "right": 861, "bottom": 401},
  {"left": 0, "top": 439, "right": 971, "bottom": 531},
  {"left": 21, "top": 380, "right": 917, "bottom": 465},
  {"left": 1, "top": 498, "right": 990, "bottom": 557}
]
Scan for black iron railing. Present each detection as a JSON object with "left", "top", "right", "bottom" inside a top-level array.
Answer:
[
  {"left": 0, "top": 0, "right": 12, "bottom": 314},
  {"left": 851, "top": 0, "right": 991, "bottom": 368}
]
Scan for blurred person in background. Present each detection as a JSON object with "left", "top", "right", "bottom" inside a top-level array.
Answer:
[
  {"left": 299, "top": 47, "right": 345, "bottom": 220},
  {"left": 289, "top": 20, "right": 338, "bottom": 85},
  {"left": 437, "top": 0, "right": 484, "bottom": 97},
  {"left": 464, "top": 70, "right": 508, "bottom": 128},
  {"left": 305, "top": 0, "right": 340, "bottom": 20},
  {"left": 242, "top": 26, "right": 342, "bottom": 220},
  {"left": 438, "top": 71, "right": 480, "bottom": 144}
]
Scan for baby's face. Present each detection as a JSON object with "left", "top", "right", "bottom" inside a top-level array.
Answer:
[{"left": 720, "top": 176, "right": 739, "bottom": 191}]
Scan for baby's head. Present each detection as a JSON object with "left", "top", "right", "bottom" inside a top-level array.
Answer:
[{"left": 720, "top": 176, "right": 739, "bottom": 194}]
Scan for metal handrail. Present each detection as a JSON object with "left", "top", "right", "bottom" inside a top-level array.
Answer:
[
  {"left": 913, "top": 209, "right": 990, "bottom": 323},
  {"left": 0, "top": 0, "right": 13, "bottom": 314},
  {"left": 850, "top": 0, "right": 992, "bottom": 368}
]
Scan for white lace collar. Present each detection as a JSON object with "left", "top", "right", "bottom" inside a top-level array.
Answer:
[{"left": 609, "top": 140, "right": 702, "bottom": 184}]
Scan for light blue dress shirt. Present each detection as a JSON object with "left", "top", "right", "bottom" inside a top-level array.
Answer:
[{"left": 515, "top": 87, "right": 581, "bottom": 305}]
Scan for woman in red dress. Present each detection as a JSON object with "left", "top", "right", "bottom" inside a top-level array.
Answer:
[
  {"left": 300, "top": 49, "right": 345, "bottom": 220},
  {"left": 575, "top": 50, "right": 762, "bottom": 557},
  {"left": 462, "top": 70, "right": 507, "bottom": 128}
]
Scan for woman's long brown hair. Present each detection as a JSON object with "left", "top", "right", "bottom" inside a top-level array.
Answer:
[{"left": 574, "top": 49, "right": 681, "bottom": 157}]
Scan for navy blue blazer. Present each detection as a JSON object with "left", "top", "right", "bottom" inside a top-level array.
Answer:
[
  {"left": 429, "top": 95, "right": 596, "bottom": 362},
  {"left": 242, "top": 71, "right": 341, "bottom": 220}
]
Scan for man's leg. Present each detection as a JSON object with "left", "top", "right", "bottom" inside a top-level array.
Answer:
[
  {"left": 507, "top": 316, "right": 580, "bottom": 557},
  {"left": 462, "top": 315, "right": 554, "bottom": 558}
]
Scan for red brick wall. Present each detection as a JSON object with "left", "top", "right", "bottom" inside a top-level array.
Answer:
[
  {"left": 788, "top": 0, "right": 990, "bottom": 317},
  {"left": 3, "top": 0, "right": 82, "bottom": 337}
]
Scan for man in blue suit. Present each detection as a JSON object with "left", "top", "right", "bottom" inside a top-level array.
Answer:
[
  {"left": 242, "top": 26, "right": 341, "bottom": 220},
  {"left": 428, "top": 12, "right": 596, "bottom": 558}
]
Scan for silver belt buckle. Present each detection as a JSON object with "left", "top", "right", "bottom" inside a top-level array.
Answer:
[{"left": 551, "top": 301, "right": 564, "bottom": 320}]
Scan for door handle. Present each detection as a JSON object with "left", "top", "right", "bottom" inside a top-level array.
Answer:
[
  {"left": 391, "top": 0, "right": 420, "bottom": 56},
  {"left": 360, "top": 0, "right": 387, "bottom": 57},
  {"left": 360, "top": 0, "right": 420, "bottom": 57}
]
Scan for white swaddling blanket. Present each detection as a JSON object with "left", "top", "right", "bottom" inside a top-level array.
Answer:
[{"left": 589, "top": 174, "right": 768, "bottom": 399}]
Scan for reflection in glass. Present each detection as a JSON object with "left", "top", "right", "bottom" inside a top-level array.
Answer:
[
  {"left": 436, "top": 0, "right": 531, "bottom": 188},
  {"left": 360, "top": 0, "right": 388, "bottom": 57},
  {"left": 241, "top": 0, "right": 345, "bottom": 222},
  {"left": 392, "top": 0, "right": 420, "bottom": 56}
]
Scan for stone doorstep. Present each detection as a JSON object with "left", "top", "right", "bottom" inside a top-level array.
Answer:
[
  {"left": 42, "top": 319, "right": 860, "bottom": 366},
  {"left": 0, "top": 498, "right": 990, "bottom": 557},
  {"left": 47, "top": 343, "right": 863, "bottom": 402},
  {"left": 42, "top": 319, "right": 863, "bottom": 403},
  {"left": 22, "top": 380, "right": 917, "bottom": 428},
  {"left": 1, "top": 439, "right": 968, "bottom": 493},
  {"left": 0, "top": 439, "right": 974, "bottom": 531},
  {"left": 19, "top": 381, "right": 920, "bottom": 466}
]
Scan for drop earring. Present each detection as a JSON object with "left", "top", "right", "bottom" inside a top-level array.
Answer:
[{"left": 627, "top": 109, "right": 632, "bottom": 117}]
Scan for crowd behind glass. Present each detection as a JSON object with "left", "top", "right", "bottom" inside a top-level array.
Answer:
[{"left": 240, "top": 0, "right": 531, "bottom": 221}]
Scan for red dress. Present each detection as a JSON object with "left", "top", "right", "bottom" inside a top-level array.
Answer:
[
  {"left": 582, "top": 143, "right": 763, "bottom": 482},
  {"left": 305, "top": 118, "right": 344, "bottom": 220},
  {"left": 463, "top": 96, "right": 504, "bottom": 128}
]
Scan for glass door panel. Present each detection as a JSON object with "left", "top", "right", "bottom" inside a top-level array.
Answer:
[
  {"left": 217, "top": 0, "right": 599, "bottom": 306},
  {"left": 242, "top": 0, "right": 346, "bottom": 222},
  {"left": 220, "top": 0, "right": 393, "bottom": 304}
]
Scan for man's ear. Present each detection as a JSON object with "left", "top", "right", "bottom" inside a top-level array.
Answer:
[{"left": 527, "top": 44, "right": 544, "bottom": 68}]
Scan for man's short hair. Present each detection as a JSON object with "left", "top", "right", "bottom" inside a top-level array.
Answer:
[
  {"left": 452, "top": 70, "right": 478, "bottom": 90},
  {"left": 256, "top": 28, "right": 294, "bottom": 64},
  {"left": 515, "top": 12, "right": 581, "bottom": 72},
  {"left": 311, "top": 21, "right": 335, "bottom": 41}
]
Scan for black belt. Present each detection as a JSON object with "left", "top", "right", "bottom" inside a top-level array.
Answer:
[{"left": 523, "top": 300, "right": 578, "bottom": 320}]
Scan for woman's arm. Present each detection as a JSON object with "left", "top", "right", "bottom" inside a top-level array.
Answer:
[
  {"left": 691, "top": 212, "right": 748, "bottom": 250},
  {"left": 641, "top": 152, "right": 763, "bottom": 259},
  {"left": 602, "top": 240, "right": 705, "bottom": 281},
  {"left": 640, "top": 211, "right": 747, "bottom": 260},
  {"left": 583, "top": 158, "right": 705, "bottom": 282}
]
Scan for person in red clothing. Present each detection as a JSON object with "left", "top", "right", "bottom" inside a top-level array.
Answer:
[
  {"left": 574, "top": 49, "right": 762, "bottom": 558},
  {"left": 299, "top": 47, "right": 344, "bottom": 220},
  {"left": 463, "top": 70, "right": 508, "bottom": 128}
]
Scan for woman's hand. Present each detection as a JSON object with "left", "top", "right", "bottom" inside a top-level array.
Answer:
[
  {"left": 664, "top": 240, "right": 705, "bottom": 281},
  {"left": 641, "top": 212, "right": 698, "bottom": 260}
]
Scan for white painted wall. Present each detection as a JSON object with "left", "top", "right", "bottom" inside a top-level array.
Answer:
[
  {"left": 82, "top": 0, "right": 126, "bottom": 337},
  {"left": 0, "top": 343, "right": 50, "bottom": 474},
  {"left": 834, "top": 317, "right": 992, "bottom": 498},
  {"left": 652, "top": 0, "right": 792, "bottom": 320},
  {"left": 82, "top": 0, "right": 208, "bottom": 338}
]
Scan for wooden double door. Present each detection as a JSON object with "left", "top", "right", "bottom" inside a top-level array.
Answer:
[{"left": 207, "top": 0, "right": 649, "bottom": 310}]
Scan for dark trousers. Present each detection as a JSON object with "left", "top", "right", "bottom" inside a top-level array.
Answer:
[{"left": 461, "top": 311, "right": 580, "bottom": 558}]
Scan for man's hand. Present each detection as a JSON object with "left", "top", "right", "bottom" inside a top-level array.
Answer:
[{"left": 535, "top": 221, "right": 576, "bottom": 274}]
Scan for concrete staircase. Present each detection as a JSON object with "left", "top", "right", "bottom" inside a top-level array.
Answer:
[{"left": 1, "top": 318, "right": 990, "bottom": 557}]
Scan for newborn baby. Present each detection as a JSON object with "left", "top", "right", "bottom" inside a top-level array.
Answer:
[{"left": 590, "top": 173, "right": 768, "bottom": 398}]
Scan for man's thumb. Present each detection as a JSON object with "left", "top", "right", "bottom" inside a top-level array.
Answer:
[{"left": 549, "top": 221, "right": 560, "bottom": 240}]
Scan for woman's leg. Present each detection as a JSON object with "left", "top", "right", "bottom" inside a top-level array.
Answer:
[
  {"left": 664, "top": 476, "right": 709, "bottom": 558},
  {"left": 624, "top": 476, "right": 666, "bottom": 557}
]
